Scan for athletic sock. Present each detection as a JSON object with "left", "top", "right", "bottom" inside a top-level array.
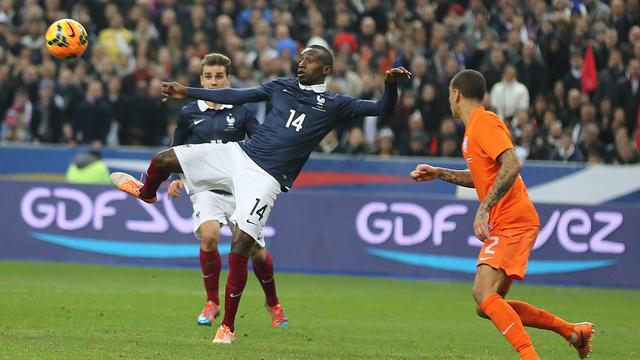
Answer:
[
  {"left": 252, "top": 251, "right": 279, "bottom": 307},
  {"left": 507, "top": 300, "right": 574, "bottom": 339},
  {"left": 200, "top": 248, "right": 221, "bottom": 304},
  {"left": 139, "top": 157, "right": 171, "bottom": 199},
  {"left": 221, "top": 253, "right": 248, "bottom": 332},
  {"left": 480, "top": 293, "right": 539, "bottom": 360}
]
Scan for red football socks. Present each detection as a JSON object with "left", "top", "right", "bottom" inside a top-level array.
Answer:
[
  {"left": 221, "top": 253, "right": 248, "bottom": 332},
  {"left": 199, "top": 248, "right": 221, "bottom": 304},
  {"left": 252, "top": 251, "right": 279, "bottom": 307},
  {"left": 139, "top": 158, "right": 171, "bottom": 199}
]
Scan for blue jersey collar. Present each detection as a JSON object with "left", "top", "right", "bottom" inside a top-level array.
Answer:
[
  {"left": 197, "top": 100, "right": 233, "bottom": 112},
  {"left": 298, "top": 81, "right": 327, "bottom": 93}
]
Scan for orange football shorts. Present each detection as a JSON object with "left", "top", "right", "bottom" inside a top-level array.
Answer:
[{"left": 476, "top": 225, "right": 539, "bottom": 281}]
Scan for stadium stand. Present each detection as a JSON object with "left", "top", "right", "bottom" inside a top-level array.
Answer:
[{"left": 0, "top": 0, "right": 639, "bottom": 164}]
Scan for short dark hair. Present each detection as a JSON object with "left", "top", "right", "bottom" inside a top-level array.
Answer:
[
  {"left": 309, "top": 45, "right": 333, "bottom": 69},
  {"left": 450, "top": 70, "right": 486, "bottom": 101},
  {"left": 200, "top": 53, "right": 231, "bottom": 75}
]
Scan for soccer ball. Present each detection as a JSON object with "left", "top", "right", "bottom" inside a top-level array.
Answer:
[{"left": 45, "top": 19, "right": 88, "bottom": 60}]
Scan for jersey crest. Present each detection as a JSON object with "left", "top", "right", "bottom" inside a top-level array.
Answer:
[
  {"left": 226, "top": 113, "right": 236, "bottom": 128},
  {"left": 313, "top": 95, "right": 327, "bottom": 112}
]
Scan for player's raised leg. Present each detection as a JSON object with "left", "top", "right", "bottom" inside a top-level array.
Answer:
[
  {"left": 476, "top": 250, "right": 594, "bottom": 358},
  {"left": 474, "top": 265, "right": 539, "bottom": 360},
  {"left": 507, "top": 301, "right": 594, "bottom": 358},
  {"left": 196, "top": 220, "right": 222, "bottom": 326},
  {"left": 111, "top": 148, "right": 181, "bottom": 202},
  {"left": 250, "top": 245, "right": 288, "bottom": 328}
]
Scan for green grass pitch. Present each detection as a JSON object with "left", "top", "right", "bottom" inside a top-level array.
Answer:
[{"left": 1, "top": 260, "right": 638, "bottom": 359}]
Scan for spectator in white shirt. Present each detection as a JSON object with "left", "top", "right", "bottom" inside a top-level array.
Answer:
[{"left": 490, "top": 65, "right": 530, "bottom": 120}]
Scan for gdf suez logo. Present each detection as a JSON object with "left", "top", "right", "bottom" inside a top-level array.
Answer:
[
  {"left": 19, "top": 187, "right": 276, "bottom": 237},
  {"left": 356, "top": 202, "right": 467, "bottom": 246},
  {"left": 355, "top": 202, "right": 625, "bottom": 254}
]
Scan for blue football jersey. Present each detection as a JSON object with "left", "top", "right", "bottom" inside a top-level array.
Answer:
[
  {"left": 171, "top": 100, "right": 258, "bottom": 146},
  {"left": 186, "top": 77, "right": 398, "bottom": 189}
]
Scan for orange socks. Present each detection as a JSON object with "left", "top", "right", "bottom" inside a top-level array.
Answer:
[
  {"left": 480, "top": 294, "right": 539, "bottom": 360},
  {"left": 507, "top": 300, "right": 574, "bottom": 339},
  {"left": 479, "top": 295, "right": 576, "bottom": 359}
]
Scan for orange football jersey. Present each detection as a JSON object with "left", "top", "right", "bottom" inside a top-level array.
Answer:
[{"left": 462, "top": 107, "right": 540, "bottom": 231}]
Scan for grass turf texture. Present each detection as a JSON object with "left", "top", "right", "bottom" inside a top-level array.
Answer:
[{"left": 1, "top": 261, "right": 638, "bottom": 359}]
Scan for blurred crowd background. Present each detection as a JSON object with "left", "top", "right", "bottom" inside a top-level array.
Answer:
[{"left": 1, "top": 0, "right": 639, "bottom": 164}]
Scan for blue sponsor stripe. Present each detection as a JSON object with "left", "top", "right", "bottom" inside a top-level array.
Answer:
[
  {"left": 367, "top": 248, "right": 617, "bottom": 275},
  {"left": 31, "top": 232, "right": 231, "bottom": 258}
]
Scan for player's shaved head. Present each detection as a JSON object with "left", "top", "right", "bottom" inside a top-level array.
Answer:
[
  {"left": 298, "top": 46, "right": 334, "bottom": 85},
  {"left": 450, "top": 70, "right": 486, "bottom": 101},
  {"left": 306, "top": 45, "right": 333, "bottom": 69}
]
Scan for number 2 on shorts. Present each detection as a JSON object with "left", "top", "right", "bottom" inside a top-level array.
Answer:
[{"left": 484, "top": 236, "right": 499, "bottom": 255}]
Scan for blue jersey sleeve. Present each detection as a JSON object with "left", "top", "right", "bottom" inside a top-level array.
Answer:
[
  {"left": 170, "top": 109, "right": 190, "bottom": 147},
  {"left": 244, "top": 108, "right": 260, "bottom": 137},
  {"left": 186, "top": 79, "right": 282, "bottom": 105},
  {"left": 337, "top": 82, "right": 398, "bottom": 119}
]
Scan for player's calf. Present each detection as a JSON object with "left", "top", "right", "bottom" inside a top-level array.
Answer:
[{"left": 475, "top": 304, "right": 489, "bottom": 319}]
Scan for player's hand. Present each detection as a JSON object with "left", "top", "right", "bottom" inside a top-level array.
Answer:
[
  {"left": 385, "top": 67, "right": 412, "bottom": 83},
  {"left": 161, "top": 81, "right": 187, "bottom": 101},
  {"left": 167, "top": 180, "right": 184, "bottom": 198},
  {"left": 410, "top": 164, "right": 439, "bottom": 182},
  {"left": 473, "top": 207, "right": 491, "bottom": 242}
]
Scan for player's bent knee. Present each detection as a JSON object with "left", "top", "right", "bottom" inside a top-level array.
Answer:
[
  {"left": 471, "top": 286, "right": 490, "bottom": 305},
  {"left": 200, "top": 232, "right": 220, "bottom": 251},
  {"left": 230, "top": 231, "right": 255, "bottom": 256},
  {"left": 155, "top": 149, "right": 181, "bottom": 172},
  {"left": 249, "top": 245, "right": 267, "bottom": 263},
  {"left": 198, "top": 221, "right": 221, "bottom": 251}
]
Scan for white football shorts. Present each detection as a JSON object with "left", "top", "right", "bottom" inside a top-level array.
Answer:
[
  {"left": 174, "top": 142, "right": 281, "bottom": 247},
  {"left": 187, "top": 188, "right": 234, "bottom": 235}
]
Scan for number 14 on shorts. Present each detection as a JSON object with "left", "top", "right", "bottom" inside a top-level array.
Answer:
[{"left": 248, "top": 198, "right": 268, "bottom": 224}]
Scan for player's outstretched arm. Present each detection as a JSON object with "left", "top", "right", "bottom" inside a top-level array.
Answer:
[
  {"left": 161, "top": 82, "right": 270, "bottom": 105},
  {"left": 411, "top": 163, "right": 475, "bottom": 188},
  {"left": 161, "top": 82, "right": 188, "bottom": 99},
  {"left": 343, "top": 67, "right": 412, "bottom": 118},
  {"left": 384, "top": 67, "right": 412, "bottom": 84}
]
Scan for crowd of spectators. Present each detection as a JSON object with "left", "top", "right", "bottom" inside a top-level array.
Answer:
[{"left": 1, "top": 0, "right": 639, "bottom": 165}]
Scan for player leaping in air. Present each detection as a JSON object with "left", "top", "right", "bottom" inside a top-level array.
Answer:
[
  {"left": 411, "top": 70, "right": 594, "bottom": 360},
  {"left": 110, "top": 45, "right": 411, "bottom": 344},
  {"left": 165, "top": 53, "right": 287, "bottom": 329}
]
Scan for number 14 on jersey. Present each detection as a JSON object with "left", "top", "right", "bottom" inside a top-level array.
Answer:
[{"left": 286, "top": 109, "right": 306, "bottom": 132}]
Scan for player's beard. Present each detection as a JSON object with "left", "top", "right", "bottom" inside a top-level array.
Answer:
[
  {"left": 298, "top": 74, "right": 309, "bottom": 85},
  {"left": 298, "top": 70, "right": 322, "bottom": 85}
]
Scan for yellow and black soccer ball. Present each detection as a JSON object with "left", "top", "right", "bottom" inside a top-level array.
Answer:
[{"left": 45, "top": 19, "right": 88, "bottom": 60}]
